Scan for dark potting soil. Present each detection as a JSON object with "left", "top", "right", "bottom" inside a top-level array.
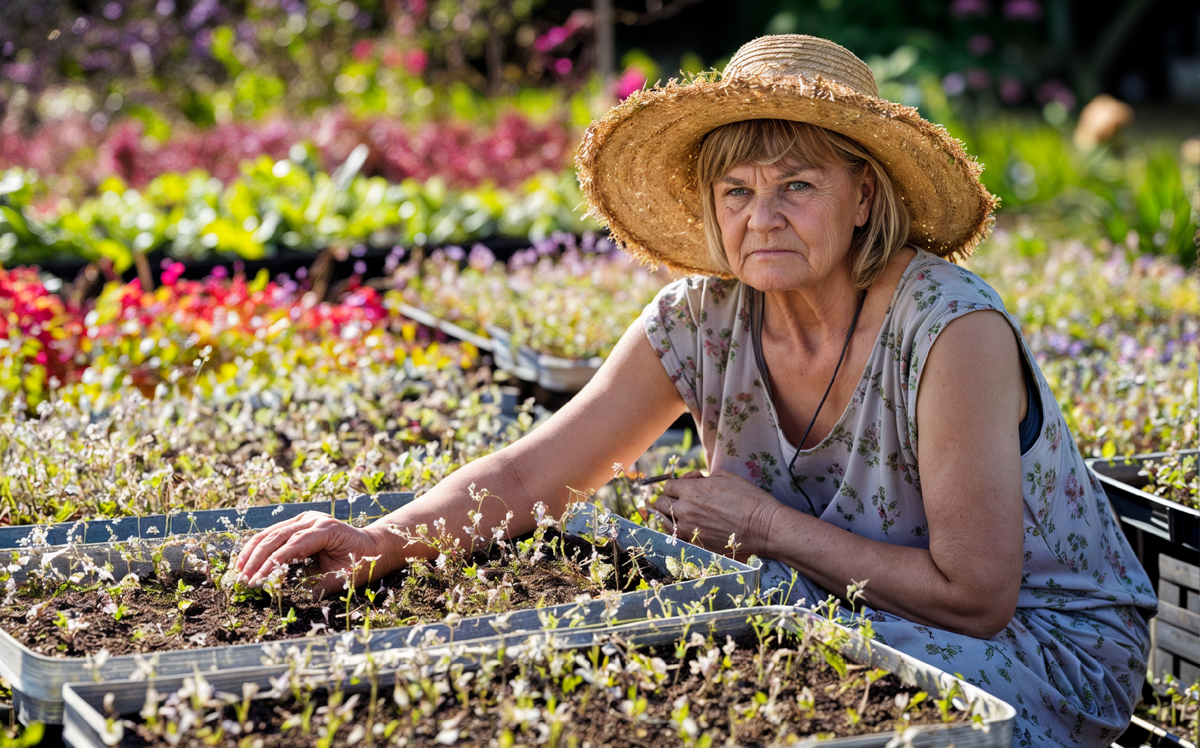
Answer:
[
  {"left": 116, "top": 633, "right": 969, "bottom": 747},
  {"left": 0, "top": 531, "right": 666, "bottom": 658}
]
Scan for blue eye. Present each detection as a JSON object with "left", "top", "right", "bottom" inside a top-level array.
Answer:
[
  {"left": 726, "top": 187, "right": 748, "bottom": 197},
  {"left": 787, "top": 181, "right": 810, "bottom": 191}
]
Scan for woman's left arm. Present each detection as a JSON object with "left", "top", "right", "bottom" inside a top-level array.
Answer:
[{"left": 658, "top": 310, "right": 1026, "bottom": 639}]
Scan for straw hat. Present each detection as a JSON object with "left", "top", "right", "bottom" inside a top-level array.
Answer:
[{"left": 575, "top": 34, "right": 999, "bottom": 277}]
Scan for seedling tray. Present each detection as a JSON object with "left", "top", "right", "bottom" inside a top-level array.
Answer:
[
  {"left": 395, "top": 302, "right": 494, "bottom": 352},
  {"left": 1087, "top": 451, "right": 1199, "bottom": 552},
  {"left": 0, "top": 493, "right": 416, "bottom": 550},
  {"left": 2, "top": 502, "right": 758, "bottom": 724},
  {"left": 486, "top": 325, "right": 603, "bottom": 393},
  {"left": 61, "top": 605, "right": 1014, "bottom": 748}
]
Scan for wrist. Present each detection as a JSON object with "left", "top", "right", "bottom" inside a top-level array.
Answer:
[
  {"left": 363, "top": 520, "right": 412, "bottom": 574},
  {"left": 748, "top": 499, "right": 783, "bottom": 559}
]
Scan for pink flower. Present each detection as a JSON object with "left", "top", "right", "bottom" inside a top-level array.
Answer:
[
  {"left": 352, "top": 40, "right": 374, "bottom": 62},
  {"left": 404, "top": 50, "right": 428, "bottom": 76},
  {"left": 613, "top": 68, "right": 648, "bottom": 101},
  {"left": 1064, "top": 474, "right": 1082, "bottom": 502},
  {"left": 553, "top": 57, "right": 573, "bottom": 76},
  {"left": 382, "top": 48, "right": 404, "bottom": 69},
  {"left": 534, "top": 26, "right": 572, "bottom": 52},
  {"left": 950, "top": 0, "right": 989, "bottom": 18},
  {"left": 1002, "top": 0, "right": 1042, "bottom": 20}
]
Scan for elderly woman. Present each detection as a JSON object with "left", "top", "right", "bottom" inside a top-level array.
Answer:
[{"left": 237, "top": 35, "right": 1156, "bottom": 746}]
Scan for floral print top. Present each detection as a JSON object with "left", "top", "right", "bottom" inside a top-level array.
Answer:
[{"left": 640, "top": 249, "right": 1157, "bottom": 617}]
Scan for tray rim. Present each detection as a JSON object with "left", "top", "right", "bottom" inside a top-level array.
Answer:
[
  {"left": 1086, "top": 450, "right": 1200, "bottom": 551},
  {"left": 61, "top": 604, "right": 1015, "bottom": 748}
]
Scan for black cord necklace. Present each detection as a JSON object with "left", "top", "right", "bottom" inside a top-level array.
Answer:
[{"left": 752, "top": 288, "right": 867, "bottom": 516}]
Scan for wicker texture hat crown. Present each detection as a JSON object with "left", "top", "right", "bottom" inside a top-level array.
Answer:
[{"left": 575, "top": 34, "right": 999, "bottom": 277}]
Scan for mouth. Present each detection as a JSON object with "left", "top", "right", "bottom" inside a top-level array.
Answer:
[{"left": 747, "top": 248, "right": 796, "bottom": 257}]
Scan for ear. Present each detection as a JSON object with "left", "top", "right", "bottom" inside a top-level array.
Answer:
[{"left": 854, "top": 167, "right": 877, "bottom": 228}]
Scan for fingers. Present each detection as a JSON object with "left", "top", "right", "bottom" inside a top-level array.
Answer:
[
  {"left": 235, "top": 512, "right": 336, "bottom": 584},
  {"left": 246, "top": 525, "right": 346, "bottom": 587}
]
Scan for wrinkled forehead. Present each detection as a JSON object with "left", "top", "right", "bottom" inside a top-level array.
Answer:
[
  {"left": 717, "top": 159, "right": 827, "bottom": 182},
  {"left": 698, "top": 119, "right": 850, "bottom": 186}
]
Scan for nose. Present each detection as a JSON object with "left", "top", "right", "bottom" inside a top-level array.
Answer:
[{"left": 746, "top": 192, "right": 786, "bottom": 235}]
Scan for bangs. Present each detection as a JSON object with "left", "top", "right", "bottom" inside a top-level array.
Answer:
[{"left": 697, "top": 119, "right": 849, "bottom": 187}]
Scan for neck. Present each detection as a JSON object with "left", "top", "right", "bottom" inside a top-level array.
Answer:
[{"left": 760, "top": 272, "right": 863, "bottom": 358}]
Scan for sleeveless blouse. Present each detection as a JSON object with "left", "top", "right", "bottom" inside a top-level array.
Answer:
[{"left": 640, "top": 249, "right": 1157, "bottom": 747}]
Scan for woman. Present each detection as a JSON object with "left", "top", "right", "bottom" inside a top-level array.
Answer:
[{"left": 237, "top": 35, "right": 1155, "bottom": 746}]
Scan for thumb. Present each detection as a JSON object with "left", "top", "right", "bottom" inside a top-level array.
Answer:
[{"left": 679, "top": 469, "right": 706, "bottom": 479}]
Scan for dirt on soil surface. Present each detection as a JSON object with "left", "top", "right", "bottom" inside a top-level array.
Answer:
[
  {"left": 0, "top": 532, "right": 667, "bottom": 658},
  {"left": 117, "top": 633, "right": 970, "bottom": 747}
]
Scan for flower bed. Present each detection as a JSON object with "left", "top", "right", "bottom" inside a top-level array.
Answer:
[
  {"left": 968, "top": 231, "right": 1200, "bottom": 458},
  {"left": 2, "top": 112, "right": 572, "bottom": 196},
  {"left": 62, "top": 607, "right": 1015, "bottom": 748},
  {"left": 389, "top": 238, "right": 670, "bottom": 360},
  {"left": 0, "top": 257, "right": 478, "bottom": 403},
  {"left": 0, "top": 368, "right": 530, "bottom": 528},
  {"left": 0, "top": 161, "right": 595, "bottom": 270}
]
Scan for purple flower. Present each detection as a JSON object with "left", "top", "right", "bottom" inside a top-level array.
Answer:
[
  {"left": 942, "top": 72, "right": 967, "bottom": 97},
  {"left": 1035, "top": 80, "right": 1075, "bottom": 110},
  {"left": 102, "top": 2, "right": 123, "bottom": 20},
  {"left": 1, "top": 63, "right": 32, "bottom": 84},
  {"left": 185, "top": 0, "right": 218, "bottom": 30},
  {"left": 468, "top": 243, "right": 495, "bottom": 271},
  {"left": 950, "top": 0, "right": 989, "bottom": 18},
  {"left": 967, "top": 67, "right": 991, "bottom": 90},
  {"left": 1002, "top": 0, "right": 1042, "bottom": 20},
  {"left": 999, "top": 76, "right": 1024, "bottom": 104},
  {"left": 967, "top": 34, "right": 993, "bottom": 56},
  {"left": 553, "top": 58, "right": 573, "bottom": 76}
]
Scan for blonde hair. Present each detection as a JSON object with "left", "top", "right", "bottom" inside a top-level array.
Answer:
[{"left": 697, "top": 119, "right": 910, "bottom": 290}]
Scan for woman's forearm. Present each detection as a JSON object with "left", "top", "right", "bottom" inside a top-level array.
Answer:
[
  {"left": 364, "top": 447, "right": 558, "bottom": 575},
  {"left": 762, "top": 504, "right": 1017, "bottom": 639}
]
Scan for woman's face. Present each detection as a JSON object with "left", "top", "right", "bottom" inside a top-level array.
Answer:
[{"left": 714, "top": 159, "right": 875, "bottom": 292}]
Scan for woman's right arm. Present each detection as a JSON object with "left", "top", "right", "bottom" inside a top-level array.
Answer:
[{"left": 234, "top": 319, "right": 687, "bottom": 596}]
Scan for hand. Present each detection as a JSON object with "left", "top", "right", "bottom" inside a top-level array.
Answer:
[
  {"left": 650, "top": 469, "right": 781, "bottom": 558},
  {"left": 234, "top": 512, "right": 396, "bottom": 599}
]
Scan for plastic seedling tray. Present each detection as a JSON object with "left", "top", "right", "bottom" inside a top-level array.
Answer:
[
  {"left": 485, "top": 325, "right": 603, "bottom": 393},
  {"left": 62, "top": 605, "right": 1014, "bottom": 748},
  {"left": 395, "top": 302, "right": 494, "bottom": 352},
  {"left": 0, "top": 493, "right": 416, "bottom": 550},
  {"left": 3, "top": 502, "right": 758, "bottom": 724},
  {"left": 1087, "top": 451, "right": 1200, "bottom": 552}
]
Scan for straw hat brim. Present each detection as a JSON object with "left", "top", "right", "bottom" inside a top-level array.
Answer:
[{"left": 576, "top": 74, "right": 999, "bottom": 278}]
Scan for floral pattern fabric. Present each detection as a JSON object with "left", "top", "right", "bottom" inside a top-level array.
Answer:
[{"left": 641, "top": 249, "right": 1157, "bottom": 747}]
